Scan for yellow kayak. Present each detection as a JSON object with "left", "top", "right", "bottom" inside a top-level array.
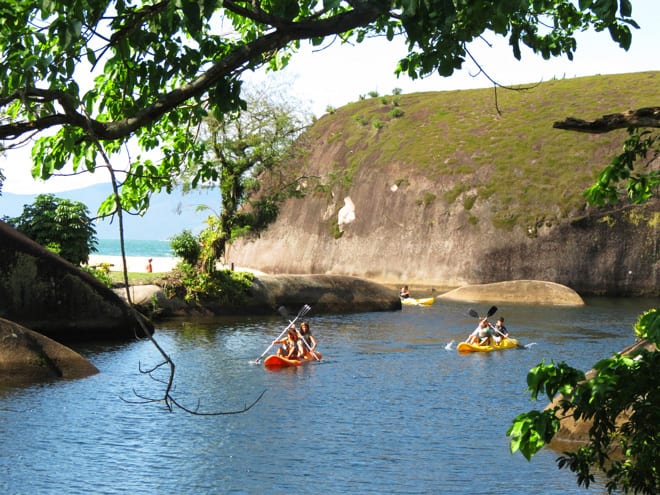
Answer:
[
  {"left": 401, "top": 297, "right": 435, "bottom": 306},
  {"left": 457, "top": 338, "right": 520, "bottom": 353}
]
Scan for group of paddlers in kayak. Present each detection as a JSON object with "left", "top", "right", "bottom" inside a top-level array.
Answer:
[
  {"left": 272, "top": 321, "right": 320, "bottom": 360},
  {"left": 466, "top": 317, "right": 509, "bottom": 346}
]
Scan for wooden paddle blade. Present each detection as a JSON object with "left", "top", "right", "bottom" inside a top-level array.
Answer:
[
  {"left": 487, "top": 306, "right": 498, "bottom": 317},
  {"left": 468, "top": 308, "right": 479, "bottom": 318}
]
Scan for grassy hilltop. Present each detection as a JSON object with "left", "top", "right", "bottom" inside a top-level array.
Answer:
[{"left": 300, "top": 71, "right": 658, "bottom": 230}]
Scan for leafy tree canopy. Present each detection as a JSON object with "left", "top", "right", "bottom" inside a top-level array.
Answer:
[
  {"left": 186, "top": 87, "right": 311, "bottom": 271},
  {"left": 0, "top": 0, "right": 639, "bottom": 214},
  {"left": 4, "top": 193, "right": 98, "bottom": 265}
]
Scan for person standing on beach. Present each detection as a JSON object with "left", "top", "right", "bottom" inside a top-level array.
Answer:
[{"left": 146, "top": 258, "right": 153, "bottom": 273}]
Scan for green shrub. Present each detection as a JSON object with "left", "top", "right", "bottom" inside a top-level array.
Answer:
[
  {"left": 81, "top": 265, "right": 113, "bottom": 288},
  {"left": 463, "top": 195, "right": 477, "bottom": 210},
  {"left": 170, "top": 230, "right": 201, "bottom": 265},
  {"left": 167, "top": 262, "right": 253, "bottom": 304},
  {"left": 416, "top": 192, "right": 437, "bottom": 206},
  {"left": 6, "top": 193, "right": 97, "bottom": 265},
  {"left": 388, "top": 107, "right": 404, "bottom": 118}
]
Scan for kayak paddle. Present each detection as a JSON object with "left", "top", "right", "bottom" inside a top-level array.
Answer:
[
  {"left": 467, "top": 306, "right": 497, "bottom": 319},
  {"left": 254, "top": 304, "right": 311, "bottom": 363},
  {"left": 468, "top": 306, "right": 525, "bottom": 349}
]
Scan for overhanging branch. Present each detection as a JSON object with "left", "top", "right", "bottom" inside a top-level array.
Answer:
[
  {"left": 0, "top": 3, "right": 387, "bottom": 143},
  {"left": 553, "top": 107, "right": 660, "bottom": 133}
]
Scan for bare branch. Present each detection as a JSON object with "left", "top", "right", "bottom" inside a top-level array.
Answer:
[{"left": 553, "top": 107, "right": 660, "bottom": 133}]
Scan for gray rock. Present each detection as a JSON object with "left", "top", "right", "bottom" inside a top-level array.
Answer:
[{"left": 0, "top": 317, "right": 99, "bottom": 387}]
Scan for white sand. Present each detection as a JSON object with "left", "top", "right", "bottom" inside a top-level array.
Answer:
[
  {"left": 88, "top": 255, "right": 180, "bottom": 273},
  {"left": 87, "top": 255, "right": 265, "bottom": 275}
]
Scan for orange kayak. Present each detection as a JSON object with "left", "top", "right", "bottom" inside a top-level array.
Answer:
[{"left": 264, "top": 352, "right": 322, "bottom": 368}]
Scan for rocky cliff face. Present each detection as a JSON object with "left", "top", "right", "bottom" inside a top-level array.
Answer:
[
  {"left": 0, "top": 221, "right": 152, "bottom": 342},
  {"left": 230, "top": 74, "right": 659, "bottom": 296},
  {"left": 231, "top": 171, "right": 658, "bottom": 296}
]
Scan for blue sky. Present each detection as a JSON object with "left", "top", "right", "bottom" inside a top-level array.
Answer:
[{"left": 1, "top": 1, "right": 658, "bottom": 239}]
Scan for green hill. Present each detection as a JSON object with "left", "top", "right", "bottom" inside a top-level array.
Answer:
[{"left": 302, "top": 71, "right": 658, "bottom": 230}]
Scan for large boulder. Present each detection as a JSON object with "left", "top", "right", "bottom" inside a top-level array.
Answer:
[
  {"left": 229, "top": 74, "right": 659, "bottom": 297},
  {"left": 0, "top": 220, "right": 152, "bottom": 342},
  {"left": 437, "top": 280, "right": 585, "bottom": 306},
  {"left": 115, "top": 274, "right": 402, "bottom": 318},
  {"left": 0, "top": 317, "right": 99, "bottom": 387},
  {"left": 245, "top": 274, "right": 402, "bottom": 314}
]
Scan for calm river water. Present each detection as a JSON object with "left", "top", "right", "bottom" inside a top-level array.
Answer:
[{"left": 1, "top": 297, "right": 655, "bottom": 494}]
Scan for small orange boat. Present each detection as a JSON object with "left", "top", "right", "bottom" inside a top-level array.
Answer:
[{"left": 264, "top": 352, "right": 322, "bottom": 368}]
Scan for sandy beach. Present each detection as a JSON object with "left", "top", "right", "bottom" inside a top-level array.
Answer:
[
  {"left": 87, "top": 255, "right": 265, "bottom": 275},
  {"left": 88, "top": 255, "right": 180, "bottom": 273}
]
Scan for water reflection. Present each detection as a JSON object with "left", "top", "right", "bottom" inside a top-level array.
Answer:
[{"left": 1, "top": 298, "right": 655, "bottom": 494}]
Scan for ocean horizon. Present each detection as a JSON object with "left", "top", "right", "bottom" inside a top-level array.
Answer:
[{"left": 95, "top": 238, "right": 173, "bottom": 257}]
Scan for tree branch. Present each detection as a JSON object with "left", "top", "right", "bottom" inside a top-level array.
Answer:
[
  {"left": 0, "top": 3, "right": 387, "bottom": 142},
  {"left": 553, "top": 107, "right": 660, "bottom": 133}
]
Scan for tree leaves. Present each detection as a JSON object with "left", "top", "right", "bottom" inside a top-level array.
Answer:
[
  {"left": 4, "top": 193, "right": 98, "bottom": 265},
  {"left": 583, "top": 129, "right": 659, "bottom": 206},
  {"left": 510, "top": 337, "right": 660, "bottom": 494}
]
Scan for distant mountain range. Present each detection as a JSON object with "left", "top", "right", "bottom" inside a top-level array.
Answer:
[{"left": 0, "top": 183, "right": 217, "bottom": 241}]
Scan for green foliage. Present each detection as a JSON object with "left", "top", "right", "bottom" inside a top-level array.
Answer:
[
  {"left": 178, "top": 88, "right": 310, "bottom": 272},
  {"left": 633, "top": 308, "right": 660, "bottom": 343},
  {"left": 81, "top": 265, "right": 113, "bottom": 288},
  {"left": 170, "top": 230, "right": 201, "bottom": 266},
  {"left": 6, "top": 194, "right": 97, "bottom": 265},
  {"left": 167, "top": 262, "right": 253, "bottom": 305},
  {"left": 463, "top": 195, "right": 477, "bottom": 210},
  {"left": 388, "top": 107, "right": 404, "bottom": 118},
  {"left": 584, "top": 129, "right": 659, "bottom": 206},
  {"left": 509, "top": 327, "right": 660, "bottom": 494},
  {"left": 330, "top": 220, "right": 344, "bottom": 239},
  {"left": 416, "top": 192, "right": 436, "bottom": 206},
  {"left": 508, "top": 409, "right": 561, "bottom": 461}
]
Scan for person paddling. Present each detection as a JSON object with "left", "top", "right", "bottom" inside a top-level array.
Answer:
[
  {"left": 274, "top": 326, "right": 302, "bottom": 359},
  {"left": 298, "top": 321, "right": 319, "bottom": 359},
  {"left": 466, "top": 318, "right": 494, "bottom": 346},
  {"left": 492, "top": 317, "right": 509, "bottom": 344}
]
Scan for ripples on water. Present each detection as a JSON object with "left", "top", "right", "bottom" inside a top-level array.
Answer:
[{"left": 1, "top": 298, "right": 654, "bottom": 494}]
